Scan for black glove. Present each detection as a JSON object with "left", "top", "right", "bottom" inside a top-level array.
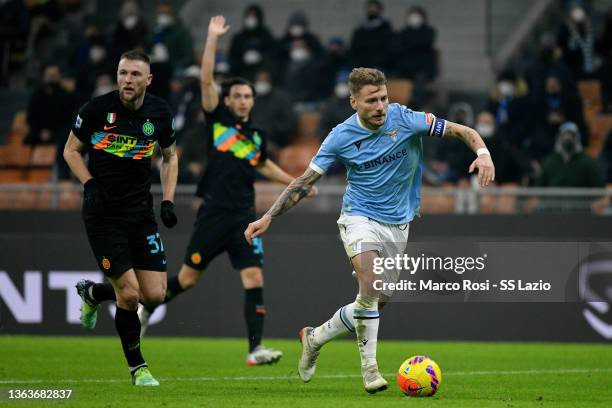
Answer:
[
  {"left": 160, "top": 200, "right": 177, "bottom": 228},
  {"left": 83, "top": 179, "right": 108, "bottom": 215}
]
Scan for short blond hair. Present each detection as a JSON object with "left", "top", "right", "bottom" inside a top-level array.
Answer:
[{"left": 348, "top": 67, "right": 386, "bottom": 95}]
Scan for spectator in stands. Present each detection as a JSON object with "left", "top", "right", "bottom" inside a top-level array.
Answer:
[
  {"left": 314, "top": 37, "right": 350, "bottom": 100},
  {"left": 109, "top": 1, "right": 148, "bottom": 63},
  {"left": 228, "top": 4, "right": 275, "bottom": 81},
  {"left": 474, "top": 111, "right": 527, "bottom": 184},
  {"left": 277, "top": 11, "right": 323, "bottom": 71},
  {"left": 150, "top": 3, "right": 195, "bottom": 72},
  {"left": 348, "top": 0, "right": 393, "bottom": 71},
  {"left": 537, "top": 122, "right": 604, "bottom": 187},
  {"left": 391, "top": 6, "right": 437, "bottom": 81},
  {"left": 431, "top": 102, "right": 476, "bottom": 183},
  {"left": 596, "top": 6, "right": 612, "bottom": 112},
  {"left": 530, "top": 74, "right": 586, "bottom": 160},
  {"left": 26, "top": 65, "right": 77, "bottom": 179},
  {"left": 251, "top": 69, "right": 297, "bottom": 150},
  {"left": 486, "top": 70, "right": 532, "bottom": 150},
  {"left": 0, "top": 0, "right": 29, "bottom": 87},
  {"left": 91, "top": 74, "right": 115, "bottom": 98},
  {"left": 75, "top": 35, "right": 114, "bottom": 103},
  {"left": 525, "top": 32, "right": 577, "bottom": 104},
  {"left": 148, "top": 42, "right": 173, "bottom": 100},
  {"left": 283, "top": 38, "right": 320, "bottom": 105},
  {"left": 557, "top": 2, "right": 596, "bottom": 79},
  {"left": 318, "top": 72, "right": 354, "bottom": 140},
  {"left": 26, "top": 65, "right": 76, "bottom": 146},
  {"left": 168, "top": 65, "right": 201, "bottom": 145}
]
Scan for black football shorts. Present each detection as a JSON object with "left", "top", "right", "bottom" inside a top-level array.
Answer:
[
  {"left": 83, "top": 210, "right": 167, "bottom": 277},
  {"left": 184, "top": 205, "right": 264, "bottom": 271}
]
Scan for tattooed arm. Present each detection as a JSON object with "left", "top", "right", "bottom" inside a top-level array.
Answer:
[
  {"left": 244, "top": 168, "right": 322, "bottom": 244},
  {"left": 443, "top": 121, "right": 496, "bottom": 187}
]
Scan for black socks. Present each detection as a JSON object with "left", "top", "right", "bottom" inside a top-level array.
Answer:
[
  {"left": 114, "top": 306, "right": 145, "bottom": 370},
  {"left": 244, "top": 288, "right": 265, "bottom": 353}
]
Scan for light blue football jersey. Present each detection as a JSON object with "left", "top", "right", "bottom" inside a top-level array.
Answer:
[{"left": 310, "top": 103, "right": 447, "bottom": 224}]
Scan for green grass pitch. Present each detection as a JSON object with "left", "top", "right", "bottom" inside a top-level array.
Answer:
[{"left": 0, "top": 336, "right": 611, "bottom": 407}]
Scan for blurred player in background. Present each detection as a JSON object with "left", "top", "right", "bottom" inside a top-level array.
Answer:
[
  {"left": 80, "top": 15, "right": 314, "bottom": 366},
  {"left": 64, "top": 50, "right": 179, "bottom": 386},
  {"left": 245, "top": 68, "right": 495, "bottom": 393}
]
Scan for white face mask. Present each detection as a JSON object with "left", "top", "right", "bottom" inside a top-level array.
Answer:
[
  {"left": 243, "top": 49, "right": 262, "bottom": 65},
  {"left": 289, "top": 25, "right": 305, "bottom": 37},
  {"left": 244, "top": 15, "right": 258, "bottom": 29},
  {"left": 157, "top": 14, "right": 174, "bottom": 28},
  {"left": 407, "top": 13, "right": 424, "bottom": 28},
  {"left": 151, "top": 43, "right": 169, "bottom": 62},
  {"left": 254, "top": 80, "right": 271, "bottom": 95},
  {"left": 89, "top": 46, "right": 106, "bottom": 63},
  {"left": 334, "top": 83, "right": 349, "bottom": 98},
  {"left": 123, "top": 15, "right": 138, "bottom": 30},
  {"left": 93, "top": 85, "right": 115, "bottom": 97},
  {"left": 498, "top": 81, "right": 515, "bottom": 97},
  {"left": 290, "top": 48, "right": 309, "bottom": 62},
  {"left": 476, "top": 123, "right": 495, "bottom": 138},
  {"left": 571, "top": 7, "right": 586, "bottom": 23}
]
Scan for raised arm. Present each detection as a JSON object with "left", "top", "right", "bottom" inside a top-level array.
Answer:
[
  {"left": 244, "top": 168, "right": 322, "bottom": 244},
  {"left": 201, "top": 15, "right": 230, "bottom": 113},
  {"left": 443, "top": 121, "right": 495, "bottom": 187}
]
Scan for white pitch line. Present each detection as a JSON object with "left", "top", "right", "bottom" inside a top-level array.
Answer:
[{"left": 1, "top": 367, "right": 611, "bottom": 385}]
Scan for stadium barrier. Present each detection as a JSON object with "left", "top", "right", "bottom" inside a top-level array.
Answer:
[{"left": 1, "top": 209, "right": 611, "bottom": 342}]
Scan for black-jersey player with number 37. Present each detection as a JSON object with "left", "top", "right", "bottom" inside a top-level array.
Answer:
[{"left": 63, "top": 50, "right": 178, "bottom": 386}]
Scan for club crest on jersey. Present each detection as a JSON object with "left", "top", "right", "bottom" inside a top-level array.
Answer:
[
  {"left": 142, "top": 120, "right": 155, "bottom": 136},
  {"left": 107, "top": 112, "right": 116, "bottom": 124},
  {"left": 102, "top": 257, "right": 111, "bottom": 270},
  {"left": 384, "top": 127, "right": 400, "bottom": 142}
]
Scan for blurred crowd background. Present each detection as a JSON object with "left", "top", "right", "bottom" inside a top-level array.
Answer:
[{"left": 0, "top": 0, "right": 611, "bottom": 212}]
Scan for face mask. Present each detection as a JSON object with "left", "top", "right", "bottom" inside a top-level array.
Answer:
[
  {"left": 476, "top": 123, "right": 495, "bottom": 138},
  {"left": 123, "top": 15, "right": 138, "bottom": 30},
  {"left": 244, "top": 15, "right": 258, "bottom": 29},
  {"left": 498, "top": 81, "right": 515, "bottom": 97},
  {"left": 289, "top": 25, "right": 305, "bottom": 37},
  {"left": 334, "top": 83, "right": 349, "bottom": 98},
  {"left": 93, "top": 85, "right": 115, "bottom": 97},
  {"left": 157, "top": 14, "right": 174, "bottom": 28},
  {"left": 290, "top": 48, "right": 309, "bottom": 62},
  {"left": 151, "top": 43, "right": 169, "bottom": 62},
  {"left": 367, "top": 12, "right": 380, "bottom": 20},
  {"left": 243, "top": 49, "right": 262, "bottom": 65},
  {"left": 561, "top": 139, "right": 575, "bottom": 154},
  {"left": 407, "top": 13, "right": 424, "bottom": 28},
  {"left": 571, "top": 7, "right": 586, "bottom": 23},
  {"left": 89, "top": 46, "right": 106, "bottom": 63},
  {"left": 254, "top": 80, "right": 271, "bottom": 95}
]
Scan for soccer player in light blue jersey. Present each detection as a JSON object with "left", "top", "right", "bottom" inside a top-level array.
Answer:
[{"left": 245, "top": 68, "right": 495, "bottom": 393}]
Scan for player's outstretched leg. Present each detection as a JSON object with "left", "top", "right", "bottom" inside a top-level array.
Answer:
[
  {"left": 75, "top": 279, "right": 101, "bottom": 330},
  {"left": 298, "top": 302, "right": 356, "bottom": 382}
]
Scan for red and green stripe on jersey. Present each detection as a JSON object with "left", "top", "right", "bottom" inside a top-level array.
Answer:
[
  {"left": 91, "top": 131, "right": 156, "bottom": 160},
  {"left": 213, "top": 122, "right": 263, "bottom": 166}
]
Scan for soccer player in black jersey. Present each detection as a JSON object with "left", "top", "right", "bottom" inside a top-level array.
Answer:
[
  {"left": 64, "top": 50, "right": 178, "bottom": 386},
  {"left": 79, "top": 16, "right": 315, "bottom": 366}
]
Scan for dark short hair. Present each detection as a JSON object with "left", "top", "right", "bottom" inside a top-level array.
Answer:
[
  {"left": 221, "top": 77, "right": 256, "bottom": 98},
  {"left": 119, "top": 49, "right": 150, "bottom": 65}
]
